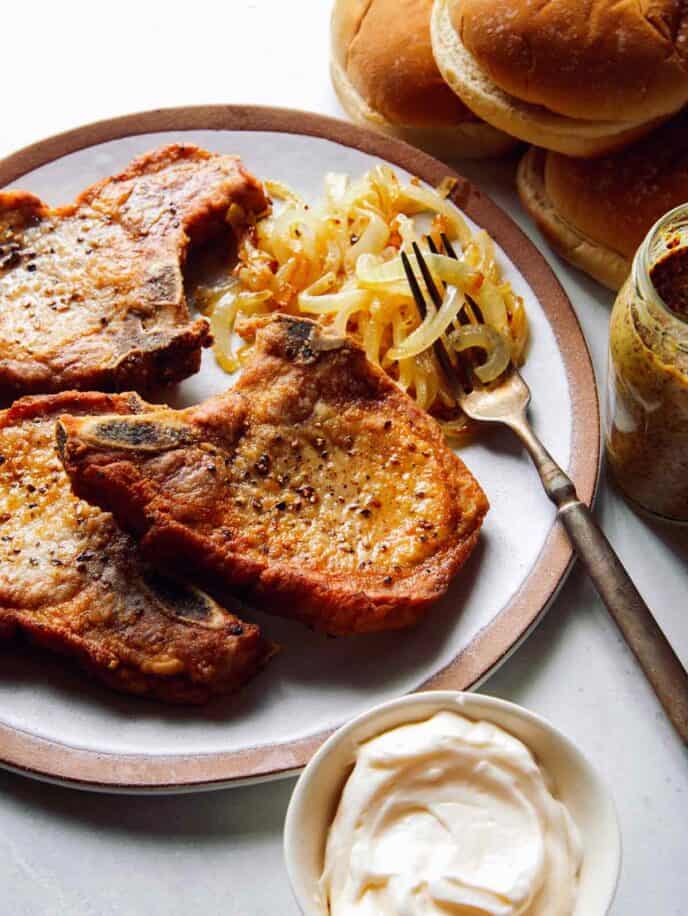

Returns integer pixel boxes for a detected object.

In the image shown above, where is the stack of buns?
[330,0,688,288]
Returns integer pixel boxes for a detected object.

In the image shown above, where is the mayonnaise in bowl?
[319,711,582,915]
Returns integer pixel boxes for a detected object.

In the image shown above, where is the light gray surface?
[0,2,686,914]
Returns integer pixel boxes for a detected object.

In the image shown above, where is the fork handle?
[511,415,688,745]
[558,501,688,744]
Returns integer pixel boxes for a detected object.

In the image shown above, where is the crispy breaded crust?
[0,145,267,403]
[0,391,271,704]
[59,316,488,636]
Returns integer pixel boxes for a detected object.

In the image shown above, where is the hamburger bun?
[517,115,688,289]
[331,0,516,158]
[431,0,688,157]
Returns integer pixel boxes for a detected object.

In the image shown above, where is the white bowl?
[284,690,621,915]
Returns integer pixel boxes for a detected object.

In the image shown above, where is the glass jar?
[606,204,688,523]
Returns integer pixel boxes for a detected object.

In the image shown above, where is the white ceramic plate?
[0,107,599,791]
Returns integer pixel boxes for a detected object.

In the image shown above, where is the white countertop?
[1,2,686,914]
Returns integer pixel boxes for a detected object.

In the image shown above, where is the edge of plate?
[0,104,600,793]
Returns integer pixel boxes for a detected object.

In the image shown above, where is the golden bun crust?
[455,0,688,123]
[333,0,473,126]
[545,118,688,259]
[517,119,688,289]
[431,0,667,157]
[330,56,516,158]
[517,148,629,290]
[331,0,516,157]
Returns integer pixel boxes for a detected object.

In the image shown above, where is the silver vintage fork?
[403,239,688,744]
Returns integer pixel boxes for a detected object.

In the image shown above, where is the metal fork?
[403,239,688,744]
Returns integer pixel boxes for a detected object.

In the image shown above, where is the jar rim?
[634,203,688,327]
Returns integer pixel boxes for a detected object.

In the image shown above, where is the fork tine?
[420,234,476,391]
[425,236,450,300]
[400,250,427,320]
[425,234,469,335]
[440,232,458,260]
[405,246,469,395]
[412,242,443,310]
[435,232,484,326]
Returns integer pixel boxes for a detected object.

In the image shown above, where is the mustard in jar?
[606,204,688,522]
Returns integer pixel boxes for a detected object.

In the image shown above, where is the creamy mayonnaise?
[320,711,582,916]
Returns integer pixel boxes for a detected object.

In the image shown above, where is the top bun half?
[331,0,516,157]
[546,116,688,259]
[431,0,688,156]
[517,113,688,289]
[454,0,688,123]
[333,0,475,126]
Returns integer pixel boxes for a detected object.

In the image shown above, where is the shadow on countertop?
[0,764,296,842]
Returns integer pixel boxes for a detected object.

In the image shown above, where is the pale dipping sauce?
[320,711,582,916]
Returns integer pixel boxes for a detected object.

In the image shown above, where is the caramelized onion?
[207,165,527,433]
[448,325,511,383]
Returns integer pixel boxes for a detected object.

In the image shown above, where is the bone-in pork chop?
[0,392,271,704]
[0,145,267,403]
[58,316,489,636]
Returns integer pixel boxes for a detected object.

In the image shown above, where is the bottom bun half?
[517,148,630,291]
[331,56,517,160]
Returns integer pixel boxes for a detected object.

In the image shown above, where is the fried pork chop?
[0,392,271,704]
[58,316,489,636]
[0,145,267,403]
